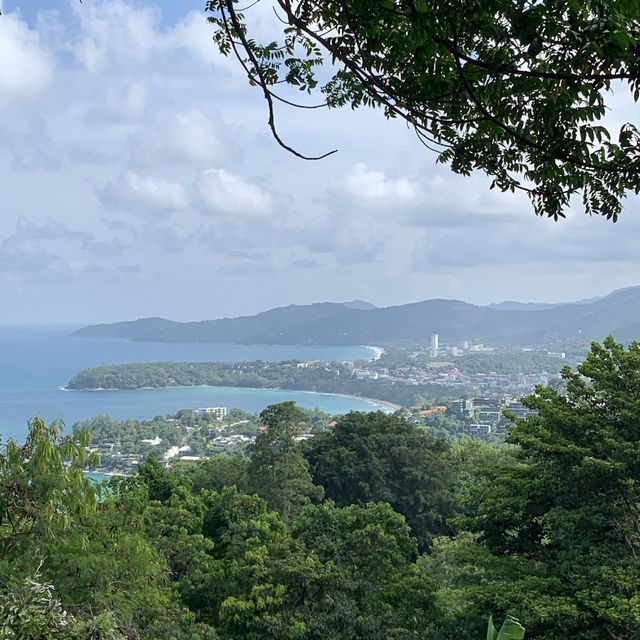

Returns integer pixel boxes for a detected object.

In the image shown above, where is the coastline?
[365,345,385,361]
[311,390,400,413]
[66,383,401,413]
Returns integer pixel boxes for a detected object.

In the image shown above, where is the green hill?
[73,287,640,347]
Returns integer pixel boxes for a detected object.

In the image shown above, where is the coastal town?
[68,331,573,474]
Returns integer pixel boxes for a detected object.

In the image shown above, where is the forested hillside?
[3,339,640,639]
[74,287,640,346]
[66,360,458,407]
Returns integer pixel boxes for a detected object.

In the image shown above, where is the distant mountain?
[73,317,180,340]
[73,287,640,347]
[488,286,640,312]
[341,300,378,311]
[488,301,561,311]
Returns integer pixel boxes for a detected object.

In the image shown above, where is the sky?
[1,0,639,323]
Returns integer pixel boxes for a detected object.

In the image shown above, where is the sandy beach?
[365,345,386,361]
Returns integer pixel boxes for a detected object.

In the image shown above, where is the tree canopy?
[304,411,454,547]
[6,341,640,638]
[207,0,640,220]
[444,337,640,639]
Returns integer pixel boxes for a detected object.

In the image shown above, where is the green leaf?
[497,616,526,639]
[487,615,498,640]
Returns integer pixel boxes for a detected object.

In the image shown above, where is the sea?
[0,325,384,442]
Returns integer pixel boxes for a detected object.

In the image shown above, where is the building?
[467,423,492,438]
[429,333,439,358]
[196,406,227,420]
[420,405,448,417]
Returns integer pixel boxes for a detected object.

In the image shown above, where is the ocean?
[0,325,383,442]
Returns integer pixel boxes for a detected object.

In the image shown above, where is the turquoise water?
[85,471,117,482]
[0,326,380,442]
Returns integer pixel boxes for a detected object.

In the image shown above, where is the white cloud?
[98,172,190,214]
[70,3,229,73]
[342,162,424,206]
[71,0,162,72]
[168,10,219,66]
[0,0,638,322]
[128,109,231,167]
[86,80,148,123]
[0,13,52,101]
[197,168,273,215]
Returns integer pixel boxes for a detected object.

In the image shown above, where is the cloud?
[0,13,52,102]
[340,162,424,207]
[70,3,228,73]
[2,0,640,322]
[411,210,640,271]
[84,80,148,124]
[127,109,235,167]
[292,258,321,268]
[218,261,275,276]
[196,168,273,216]
[0,239,57,272]
[12,216,91,242]
[0,217,92,273]
[3,117,60,171]
[118,264,141,274]
[97,171,190,215]
[143,225,192,253]
[83,238,126,257]
[289,215,386,265]
[71,0,163,72]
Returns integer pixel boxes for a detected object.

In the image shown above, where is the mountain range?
[73,287,640,347]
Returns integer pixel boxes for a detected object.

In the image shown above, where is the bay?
[0,325,382,442]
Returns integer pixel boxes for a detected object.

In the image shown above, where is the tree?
[454,337,640,639]
[0,419,214,640]
[248,402,323,519]
[290,500,438,639]
[208,0,640,220]
[303,411,454,548]
[0,572,125,640]
[184,454,250,494]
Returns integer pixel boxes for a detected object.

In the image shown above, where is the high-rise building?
[429,333,439,357]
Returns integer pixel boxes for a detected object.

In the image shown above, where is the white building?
[429,333,439,358]
[196,407,227,420]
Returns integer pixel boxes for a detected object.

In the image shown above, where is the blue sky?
[1,0,639,323]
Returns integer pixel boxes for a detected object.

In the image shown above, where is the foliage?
[66,359,454,407]
[487,615,526,640]
[0,418,100,562]
[304,411,454,547]
[0,572,125,640]
[452,337,640,638]
[5,347,640,639]
[0,419,215,639]
[248,402,323,518]
[208,0,640,220]
[453,352,566,376]
[182,454,250,493]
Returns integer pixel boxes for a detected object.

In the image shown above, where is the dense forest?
[2,339,640,638]
[452,352,567,375]
[66,361,459,407]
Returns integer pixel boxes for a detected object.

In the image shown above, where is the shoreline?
[313,391,400,413]
[65,382,401,413]
[364,345,385,361]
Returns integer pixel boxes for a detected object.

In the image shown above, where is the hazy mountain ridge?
[73,287,640,346]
